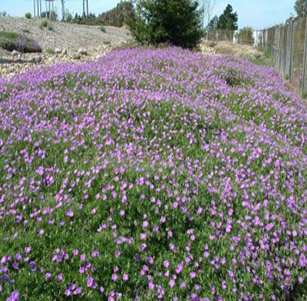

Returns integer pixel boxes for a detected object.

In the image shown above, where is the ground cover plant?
[0,47,306,300]
[0,31,42,53]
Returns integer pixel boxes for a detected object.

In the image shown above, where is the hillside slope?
[0,47,306,300]
[0,16,130,52]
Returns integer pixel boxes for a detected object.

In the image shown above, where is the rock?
[32,55,42,64]
[55,48,62,54]
[11,50,21,56]
[72,53,81,60]
[48,56,57,63]
[62,48,67,55]
[78,48,87,55]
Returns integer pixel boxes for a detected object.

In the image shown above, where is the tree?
[295,0,307,17]
[217,4,238,30]
[99,1,135,27]
[207,15,218,32]
[128,0,204,49]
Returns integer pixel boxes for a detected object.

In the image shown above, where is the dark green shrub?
[25,12,31,19]
[39,20,48,30]
[128,0,203,49]
[100,25,106,32]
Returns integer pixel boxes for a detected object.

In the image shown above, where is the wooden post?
[289,19,295,81]
[302,17,307,95]
[87,0,89,17]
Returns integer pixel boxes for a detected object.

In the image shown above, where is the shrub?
[236,27,254,45]
[25,12,32,19]
[100,25,106,33]
[47,24,54,31]
[46,48,55,55]
[39,20,48,30]
[0,31,42,53]
[128,0,203,49]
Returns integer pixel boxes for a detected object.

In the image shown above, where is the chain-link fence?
[205,17,307,96]
[205,29,262,47]
[261,17,307,96]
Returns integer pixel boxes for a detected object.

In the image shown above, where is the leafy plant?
[25,12,32,19]
[46,48,55,55]
[39,20,48,30]
[128,0,203,49]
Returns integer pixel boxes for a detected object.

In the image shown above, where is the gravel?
[0,16,132,78]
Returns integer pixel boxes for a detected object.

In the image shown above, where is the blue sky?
[0,0,296,29]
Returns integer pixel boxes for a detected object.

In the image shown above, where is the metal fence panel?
[205,17,307,96]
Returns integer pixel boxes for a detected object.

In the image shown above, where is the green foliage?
[217,4,238,30]
[72,12,102,25]
[25,12,32,19]
[0,31,42,53]
[47,24,54,31]
[39,20,48,30]
[46,48,55,55]
[295,0,307,17]
[64,9,73,22]
[0,32,19,40]
[100,25,106,33]
[99,1,135,27]
[253,47,274,67]
[236,27,254,45]
[207,15,218,32]
[128,0,203,49]
[41,11,58,21]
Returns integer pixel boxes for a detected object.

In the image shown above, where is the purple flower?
[122,273,129,281]
[6,291,19,301]
[45,273,52,281]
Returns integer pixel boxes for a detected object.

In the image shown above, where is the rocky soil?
[200,40,262,61]
[0,16,131,78]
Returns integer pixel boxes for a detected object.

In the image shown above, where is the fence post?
[302,17,307,96]
[288,19,294,81]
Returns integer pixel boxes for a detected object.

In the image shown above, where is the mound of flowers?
[0,31,42,53]
[0,47,306,300]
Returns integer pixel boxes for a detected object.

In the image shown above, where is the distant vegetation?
[128,0,203,49]
[295,0,307,17]
[0,31,42,53]
[41,11,58,21]
[236,27,254,45]
[71,1,134,27]
[39,20,48,30]
[207,4,238,31]
[99,1,134,27]
[25,12,32,19]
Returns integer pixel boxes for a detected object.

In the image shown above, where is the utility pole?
[62,0,65,21]
[86,0,89,18]
[34,0,36,17]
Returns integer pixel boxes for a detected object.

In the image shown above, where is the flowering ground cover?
[0,47,306,300]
